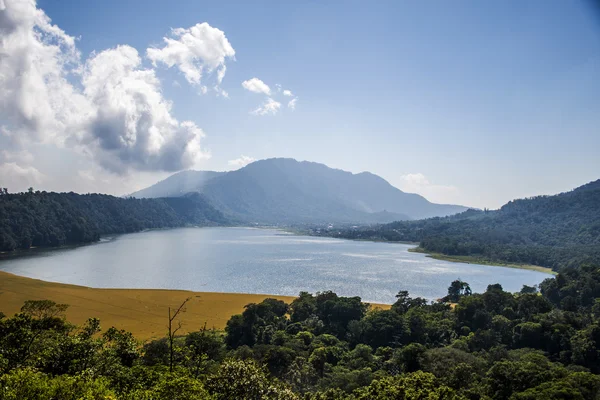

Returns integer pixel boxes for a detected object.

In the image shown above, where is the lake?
[0,227,551,304]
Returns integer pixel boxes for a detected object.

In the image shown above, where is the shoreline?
[408,247,556,275]
[0,271,390,340]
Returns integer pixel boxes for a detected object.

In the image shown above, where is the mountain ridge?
[130,158,468,224]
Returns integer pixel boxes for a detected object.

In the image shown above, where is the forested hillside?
[0,190,228,252]
[316,180,600,270]
[1,265,600,398]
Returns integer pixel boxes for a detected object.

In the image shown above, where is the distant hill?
[320,179,600,270]
[128,170,225,198]
[131,158,468,224]
[0,191,228,252]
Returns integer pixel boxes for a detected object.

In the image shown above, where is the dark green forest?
[313,179,600,270]
[0,190,228,252]
[1,265,600,399]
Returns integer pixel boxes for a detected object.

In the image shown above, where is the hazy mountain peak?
[128,170,225,198]
[132,158,468,223]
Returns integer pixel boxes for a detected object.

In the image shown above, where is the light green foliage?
[0,368,116,400]
[205,359,298,399]
[126,374,212,400]
[512,372,600,400]
[352,371,463,399]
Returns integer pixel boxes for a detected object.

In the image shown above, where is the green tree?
[206,359,298,399]
[352,371,462,399]
[444,280,472,303]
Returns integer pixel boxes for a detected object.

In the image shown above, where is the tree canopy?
[0,190,228,251]
[1,265,600,399]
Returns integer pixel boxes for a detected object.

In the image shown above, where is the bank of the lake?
[407,247,557,275]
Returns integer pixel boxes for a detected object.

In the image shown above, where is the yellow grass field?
[0,271,390,341]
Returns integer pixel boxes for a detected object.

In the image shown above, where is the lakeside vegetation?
[311,179,600,271]
[1,265,599,399]
[0,190,229,252]
[407,247,556,275]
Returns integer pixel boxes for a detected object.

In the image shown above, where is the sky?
[0,0,599,209]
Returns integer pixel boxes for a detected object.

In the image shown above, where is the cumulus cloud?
[81,45,210,173]
[251,98,281,116]
[242,79,296,114]
[242,77,271,95]
[147,22,235,89]
[0,0,91,144]
[396,173,460,204]
[228,155,256,169]
[0,0,214,177]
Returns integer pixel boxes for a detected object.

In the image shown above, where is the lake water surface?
[0,227,551,304]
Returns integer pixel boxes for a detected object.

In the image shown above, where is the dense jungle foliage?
[1,265,600,399]
[314,180,600,270]
[0,190,228,252]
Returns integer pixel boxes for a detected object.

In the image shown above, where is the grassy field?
[0,271,390,341]
[408,247,556,275]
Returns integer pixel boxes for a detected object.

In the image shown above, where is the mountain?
[0,191,228,252]
[131,158,468,224]
[321,179,600,270]
[128,170,225,199]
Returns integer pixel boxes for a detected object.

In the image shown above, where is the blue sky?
[1,0,599,208]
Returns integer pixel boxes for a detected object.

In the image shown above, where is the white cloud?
[81,45,211,173]
[0,0,213,177]
[242,77,271,95]
[0,127,40,191]
[147,22,235,88]
[251,98,281,116]
[0,162,44,191]
[0,0,91,144]
[396,173,460,204]
[214,86,229,98]
[243,80,296,114]
[400,173,430,186]
[287,98,298,110]
[228,155,256,169]
[216,64,226,84]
